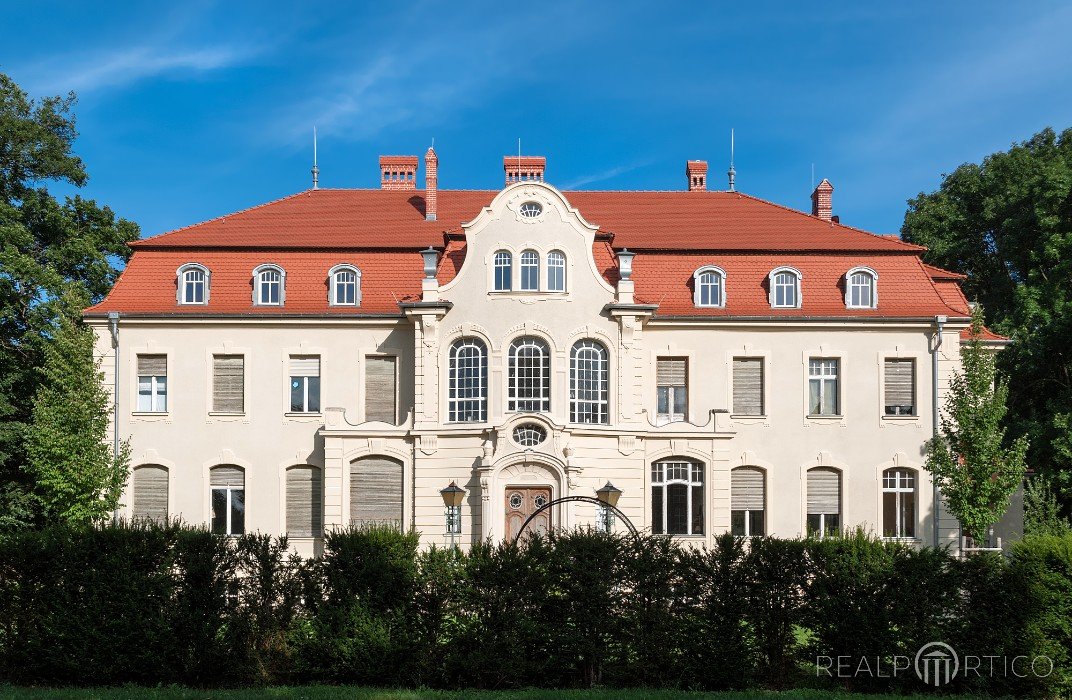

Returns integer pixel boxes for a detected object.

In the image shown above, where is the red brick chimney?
[504,156,545,186]
[424,147,438,221]
[380,155,418,190]
[811,179,834,221]
[686,160,708,191]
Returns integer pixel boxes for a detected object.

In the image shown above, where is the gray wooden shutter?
[365,356,397,424]
[350,456,402,525]
[732,358,764,415]
[289,356,320,377]
[731,468,764,511]
[132,465,168,522]
[210,466,244,488]
[807,468,840,515]
[137,355,166,376]
[286,466,322,537]
[213,355,244,413]
[884,359,915,413]
[656,358,687,386]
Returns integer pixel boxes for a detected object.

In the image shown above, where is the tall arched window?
[769,267,801,308]
[508,336,550,412]
[329,264,361,306]
[253,265,285,306]
[882,468,916,538]
[547,250,566,292]
[651,459,704,535]
[520,250,540,291]
[209,465,245,535]
[846,267,877,309]
[693,266,725,307]
[286,465,323,538]
[132,464,168,522]
[493,250,512,291]
[570,339,608,424]
[807,467,841,538]
[177,263,209,305]
[448,338,488,422]
[350,456,403,526]
[731,467,765,537]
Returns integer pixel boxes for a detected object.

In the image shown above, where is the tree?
[926,309,1029,543]
[23,291,129,523]
[902,127,1072,510]
[0,72,138,526]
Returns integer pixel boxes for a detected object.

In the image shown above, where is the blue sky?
[4,1,1071,238]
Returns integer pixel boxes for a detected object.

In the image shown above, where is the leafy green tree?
[926,310,1029,543]
[1024,475,1072,536]
[23,291,129,523]
[902,127,1072,508]
[0,72,138,526]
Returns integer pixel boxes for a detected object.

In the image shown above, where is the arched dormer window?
[328,264,362,306]
[520,250,540,291]
[547,250,566,292]
[176,263,210,305]
[768,267,802,309]
[253,264,285,306]
[493,250,512,291]
[845,266,877,309]
[693,266,726,307]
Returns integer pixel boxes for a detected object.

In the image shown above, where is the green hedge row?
[0,524,1069,696]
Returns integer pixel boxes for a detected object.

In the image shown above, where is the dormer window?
[769,267,801,309]
[177,263,209,305]
[845,267,877,309]
[547,250,566,292]
[329,264,362,306]
[520,250,539,291]
[493,250,512,291]
[693,266,726,307]
[253,265,285,306]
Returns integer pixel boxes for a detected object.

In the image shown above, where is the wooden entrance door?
[505,486,552,543]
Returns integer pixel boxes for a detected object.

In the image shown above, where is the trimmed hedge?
[0,523,1069,696]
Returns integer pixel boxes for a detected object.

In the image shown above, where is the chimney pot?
[686,160,708,191]
[504,156,546,186]
[380,155,418,190]
[424,147,438,221]
[811,179,834,221]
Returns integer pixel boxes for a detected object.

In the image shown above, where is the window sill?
[730,413,767,420]
[881,414,919,421]
[806,414,843,420]
[285,412,322,419]
[655,533,706,539]
[883,536,921,543]
[209,411,246,417]
[132,411,169,417]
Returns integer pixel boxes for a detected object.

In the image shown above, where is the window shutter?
[884,359,915,413]
[656,358,687,386]
[210,466,244,488]
[732,358,764,415]
[132,465,168,522]
[137,355,166,377]
[350,457,403,525]
[807,468,840,515]
[365,356,397,424]
[731,468,764,511]
[286,466,322,538]
[289,356,320,377]
[213,355,244,413]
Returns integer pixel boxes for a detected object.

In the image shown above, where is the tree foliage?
[926,309,1028,542]
[0,72,138,526]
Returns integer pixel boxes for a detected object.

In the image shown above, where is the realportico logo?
[816,641,1054,687]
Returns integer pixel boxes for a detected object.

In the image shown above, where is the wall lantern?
[616,249,635,280]
[440,481,465,543]
[595,481,622,533]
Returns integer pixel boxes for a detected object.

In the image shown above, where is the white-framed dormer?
[486,244,571,296]
[768,266,802,309]
[252,264,286,306]
[845,266,878,309]
[176,263,210,305]
[692,265,726,307]
[328,264,362,306]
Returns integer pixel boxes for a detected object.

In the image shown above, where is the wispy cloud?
[561,161,651,189]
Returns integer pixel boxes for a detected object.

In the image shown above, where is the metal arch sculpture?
[511,495,639,546]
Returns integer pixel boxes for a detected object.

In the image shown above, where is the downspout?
[108,311,120,522]
[931,314,946,548]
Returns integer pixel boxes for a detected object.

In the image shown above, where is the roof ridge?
[131,189,315,246]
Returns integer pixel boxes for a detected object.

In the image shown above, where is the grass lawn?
[0,688,992,700]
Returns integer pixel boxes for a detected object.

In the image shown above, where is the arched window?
[448,338,488,422]
[493,250,512,291]
[807,467,841,538]
[769,267,801,308]
[693,266,726,307]
[329,264,361,306]
[508,336,550,412]
[570,339,608,424]
[651,459,704,535]
[209,465,245,535]
[253,265,285,306]
[520,250,540,291]
[547,250,566,292]
[845,267,877,309]
[731,467,765,537]
[132,464,168,523]
[177,263,209,305]
[882,468,916,538]
[286,465,323,538]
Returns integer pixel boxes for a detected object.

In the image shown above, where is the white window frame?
[253,264,286,306]
[845,266,878,309]
[651,460,704,536]
[493,250,512,292]
[520,249,540,291]
[882,468,917,539]
[447,337,488,422]
[808,357,840,416]
[328,264,362,306]
[806,467,842,539]
[692,265,726,307]
[730,467,766,538]
[547,250,567,292]
[507,336,551,412]
[569,339,609,424]
[137,375,167,413]
[211,484,244,536]
[768,266,802,309]
[176,263,210,305]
